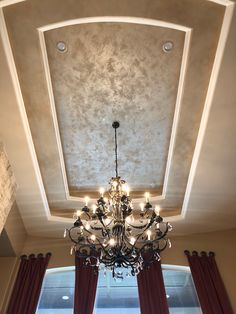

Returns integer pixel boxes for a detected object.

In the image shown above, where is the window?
[37,267,74,314]
[94,271,139,314]
[162,265,202,314]
[37,265,201,314]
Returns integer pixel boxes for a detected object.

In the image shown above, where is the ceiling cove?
[38,17,191,204]
[0,0,234,237]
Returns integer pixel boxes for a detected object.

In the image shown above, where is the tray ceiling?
[0,0,234,237]
[45,23,185,195]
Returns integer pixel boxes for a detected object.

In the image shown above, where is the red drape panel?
[137,260,169,314]
[74,256,98,314]
[185,250,233,314]
[7,252,51,314]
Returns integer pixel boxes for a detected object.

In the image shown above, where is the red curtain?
[185,250,233,314]
[7,253,51,314]
[137,260,169,314]
[74,256,98,314]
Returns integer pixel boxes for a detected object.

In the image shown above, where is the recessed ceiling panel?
[45,23,184,195]
[2,0,231,236]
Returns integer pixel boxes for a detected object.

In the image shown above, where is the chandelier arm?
[71,220,107,244]
[100,253,113,263]
[155,223,169,239]
[84,212,91,220]
[90,224,109,239]
[68,228,79,245]
[126,222,149,229]
[143,208,154,217]
[98,218,111,239]
[123,229,147,249]
[76,244,96,256]
[86,237,106,253]
[157,239,168,252]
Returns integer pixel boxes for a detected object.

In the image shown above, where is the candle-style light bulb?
[92,204,97,214]
[109,238,116,246]
[70,246,74,255]
[155,205,160,216]
[90,234,96,241]
[99,187,105,197]
[140,203,145,212]
[84,196,90,206]
[123,184,130,196]
[146,230,152,241]
[168,223,173,231]
[63,229,67,238]
[145,192,150,203]
[126,216,132,224]
[104,197,108,203]
[85,223,90,230]
[130,237,136,245]
[77,209,82,217]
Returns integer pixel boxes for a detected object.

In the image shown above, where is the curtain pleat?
[185,250,233,314]
[74,256,98,314]
[7,253,51,314]
[137,260,169,314]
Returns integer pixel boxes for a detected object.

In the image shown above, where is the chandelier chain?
[114,126,118,177]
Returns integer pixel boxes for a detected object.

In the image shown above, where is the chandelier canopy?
[65,121,172,278]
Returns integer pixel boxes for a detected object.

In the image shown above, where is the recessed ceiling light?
[62,295,69,300]
[57,41,67,53]
[163,41,174,53]
[166,294,170,299]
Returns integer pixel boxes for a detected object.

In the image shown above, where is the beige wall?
[16,228,236,312]
[1,228,236,312]
[0,257,17,313]
[4,203,27,256]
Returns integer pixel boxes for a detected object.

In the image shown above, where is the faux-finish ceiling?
[45,23,184,194]
[1,0,234,238]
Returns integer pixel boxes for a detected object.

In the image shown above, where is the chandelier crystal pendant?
[64,121,172,278]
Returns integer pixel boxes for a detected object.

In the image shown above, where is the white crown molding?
[38,16,191,33]
[38,16,192,205]
[0,8,51,221]
[0,0,234,226]
[207,0,234,5]
[0,0,25,8]
[0,0,231,9]
[162,28,191,200]
[180,2,235,220]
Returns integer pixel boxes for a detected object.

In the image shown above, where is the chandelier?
[64,121,172,278]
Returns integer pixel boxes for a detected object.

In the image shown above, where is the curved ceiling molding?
[38,17,191,205]
[0,0,234,236]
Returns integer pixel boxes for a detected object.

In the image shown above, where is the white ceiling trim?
[207,0,234,6]
[0,2,234,228]
[178,2,235,221]
[38,16,191,33]
[0,0,25,8]
[0,8,51,221]
[38,17,192,205]
[0,0,232,9]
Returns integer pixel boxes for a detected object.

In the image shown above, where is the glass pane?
[94,270,140,314]
[163,268,202,314]
[37,267,75,314]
